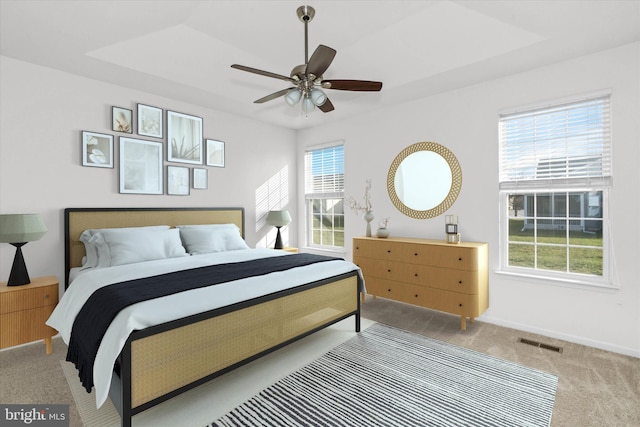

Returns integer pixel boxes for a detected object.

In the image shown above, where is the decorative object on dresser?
[347,179,374,236]
[376,217,390,238]
[445,214,461,244]
[353,236,488,330]
[387,142,462,219]
[266,210,292,249]
[0,275,58,354]
[0,214,48,286]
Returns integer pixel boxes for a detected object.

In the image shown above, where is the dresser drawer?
[361,277,405,301]
[0,285,58,314]
[354,257,479,294]
[398,284,477,317]
[353,238,479,270]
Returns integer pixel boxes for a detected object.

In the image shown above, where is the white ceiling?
[1,0,639,130]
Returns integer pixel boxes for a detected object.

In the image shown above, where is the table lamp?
[0,214,48,286]
[266,210,291,250]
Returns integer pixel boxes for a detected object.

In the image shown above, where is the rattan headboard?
[64,207,245,288]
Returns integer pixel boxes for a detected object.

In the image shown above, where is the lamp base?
[274,227,284,250]
[7,242,30,286]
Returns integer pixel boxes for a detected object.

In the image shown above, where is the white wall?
[297,42,640,357]
[0,57,298,291]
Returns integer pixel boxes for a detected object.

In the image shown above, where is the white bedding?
[47,249,361,409]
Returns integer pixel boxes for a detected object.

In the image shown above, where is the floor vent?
[518,337,563,353]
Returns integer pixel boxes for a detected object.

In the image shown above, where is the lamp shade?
[266,210,291,227]
[310,89,327,106]
[0,214,47,243]
[284,89,302,106]
[302,96,316,114]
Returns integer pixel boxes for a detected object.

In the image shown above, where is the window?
[498,94,611,285]
[304,144,345,249]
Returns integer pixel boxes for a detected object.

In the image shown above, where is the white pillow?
[179,227,249,255]
[99,228,187,267]
[79,225,170,268]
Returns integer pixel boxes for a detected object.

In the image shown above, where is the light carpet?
[211,323,558,427]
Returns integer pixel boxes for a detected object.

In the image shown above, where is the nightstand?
[279,247,298,253]
[0,275,59,354]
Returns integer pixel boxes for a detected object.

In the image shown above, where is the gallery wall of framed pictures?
[81,103,225,195]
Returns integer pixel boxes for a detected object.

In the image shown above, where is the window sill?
[301,246,346,256]
[495,269,619,292]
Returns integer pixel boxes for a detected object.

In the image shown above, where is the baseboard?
[480,315,639,358]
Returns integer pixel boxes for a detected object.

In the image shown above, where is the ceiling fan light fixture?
[302,96,316,114]
[284,88,302,106]
[310,88,327,106]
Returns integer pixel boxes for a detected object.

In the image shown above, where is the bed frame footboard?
[117,272,361,426]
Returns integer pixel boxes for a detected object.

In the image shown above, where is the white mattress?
[47,249,361,408]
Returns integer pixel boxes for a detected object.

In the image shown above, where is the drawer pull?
[387,288,391,292]
[458,257,463,261]
[387,269,392,273]
[459,303,463,307]
[387,250,391,253]
[414,294,419,298]
[458,280,463,284]
[44,294,49,299]
[414,273,419,277]
[414,253,418,256]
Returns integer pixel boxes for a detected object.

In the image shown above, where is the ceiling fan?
[231,5,383,115]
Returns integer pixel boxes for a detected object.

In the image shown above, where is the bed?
[49,207,361,427]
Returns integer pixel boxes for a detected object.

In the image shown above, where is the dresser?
[353,237,488,330]
[0,275,58,354]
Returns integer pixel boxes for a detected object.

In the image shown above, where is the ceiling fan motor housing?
[297,5,315,23]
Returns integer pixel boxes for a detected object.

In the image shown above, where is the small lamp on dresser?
[0,213,48,286]
[266,210,291,250]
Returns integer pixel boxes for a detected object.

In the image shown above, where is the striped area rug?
[211,323,557,427]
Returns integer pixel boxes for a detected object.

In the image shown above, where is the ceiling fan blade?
[318,98,334,113]
[323,80,383,91]
[254,88,293,104]
[231,64,293,82]
[306,45,336,77]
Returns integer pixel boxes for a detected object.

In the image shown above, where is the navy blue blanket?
[67,253,343,392]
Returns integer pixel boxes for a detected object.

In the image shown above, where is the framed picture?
[137,104,163,138]
[193,168,208,189]
[81,131,113,168]
[112,106,133,133]
[167,110,203,164]
[167,166,190,195]
[206,139,225,167]
[119,137,163,195]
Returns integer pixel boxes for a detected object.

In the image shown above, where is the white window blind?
[499,95,611,184]
[304,145,344,196]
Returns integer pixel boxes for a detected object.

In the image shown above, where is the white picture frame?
[81,131,113,168]
[167,110,203,164]
[119,137,163,194]
[167,165,190,195]
[206,139,225,168]
[112,106,133,133]
[137,104,163,138]
[193,168,208,189]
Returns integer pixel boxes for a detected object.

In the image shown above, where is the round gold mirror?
[387,142,462,219]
